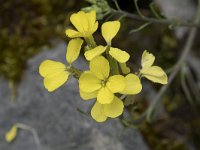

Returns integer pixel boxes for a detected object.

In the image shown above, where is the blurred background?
[0,0,200,150]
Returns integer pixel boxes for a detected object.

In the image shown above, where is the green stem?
[112,0,122,11]
[68,66,83,79]
[149,2,163,19]
[134,0,145,18]
[112,58,119,75]
[84,35,96,49]
[106,47,119,75]
[111,9,200,28]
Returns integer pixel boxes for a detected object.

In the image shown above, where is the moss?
[137,87,200,150]
[0,0,87,85]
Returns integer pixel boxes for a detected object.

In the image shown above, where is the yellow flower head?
[65,11,98,38]
[39,38,83,92]
[89,73,143,123]
[79,56,126,104]
[140,50,168,84]
[84,21,130,63]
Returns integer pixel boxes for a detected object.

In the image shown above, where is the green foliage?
[82,0,111,20]
[0,0,85,85]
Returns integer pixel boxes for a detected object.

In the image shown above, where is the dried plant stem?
[146,0,200,122]
[16,123,42,150]
[112,10,200,28]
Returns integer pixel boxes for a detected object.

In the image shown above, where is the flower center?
[101,79,108,87]
[101,79,107,87]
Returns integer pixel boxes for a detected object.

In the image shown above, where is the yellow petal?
[103,96,124,118]
[91,102,107,122]
[92,22,98,33]
[65,29,83,38]
[90,56,110,80]
[5,125,18,143]
[69,11,97,37]
[80,90,98,100]
[97,87,114,104]
[66,38,83,64]
[79,71,102,92]
[106,75,125,93]
[70,11,88,33]
[120,74,142,95]
[86,11,98,33]
[119,63,131,74]
[39,60,66,77]
[140,66,168,84]
[39,60,69,92]
[44,70,70,92]
[141,50,155,68]
[109,47,130,63]
[102,21,120,45]
[84,46,107,61]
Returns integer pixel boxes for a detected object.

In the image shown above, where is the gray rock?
[0,43,149,150]
[154,0,196,38]
[155,0,196,21]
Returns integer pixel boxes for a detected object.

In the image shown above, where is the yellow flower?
[65,11,98,38]
[89,73,142,122]
[140,50,168,84]
[39,38,83,92]
[91,96,124,122]
[5,125,18,143]
[79,56,126,104]
[84,21,130,63]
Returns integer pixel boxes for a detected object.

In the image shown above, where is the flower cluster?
[39,11,168,122]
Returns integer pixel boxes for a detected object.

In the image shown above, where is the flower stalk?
[84,35,97,49]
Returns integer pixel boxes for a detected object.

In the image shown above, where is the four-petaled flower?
[79,56,143,122]
[65,11,98,38]
[90,71,143,122]
[84,21,130,63]
[39,38,83,91]
[79,56,124,122]
[140,50,168,84]
[79,56,126,104]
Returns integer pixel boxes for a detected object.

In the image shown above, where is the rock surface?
[0,43,149,150]
[154,0,196,38]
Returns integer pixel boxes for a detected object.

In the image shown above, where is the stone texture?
[154,0,196,38]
